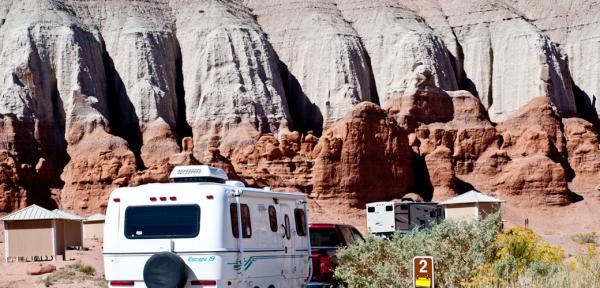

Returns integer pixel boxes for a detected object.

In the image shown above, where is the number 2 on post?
[419,259,428,273]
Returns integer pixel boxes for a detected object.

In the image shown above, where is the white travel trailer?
[366,200,444,237]
[103,165,311,288]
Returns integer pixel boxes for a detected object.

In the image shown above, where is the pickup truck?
[308,223,364,287]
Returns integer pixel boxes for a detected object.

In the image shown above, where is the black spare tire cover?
[143,252,187,288]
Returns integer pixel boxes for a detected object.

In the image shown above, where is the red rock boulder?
[26,263,56,275]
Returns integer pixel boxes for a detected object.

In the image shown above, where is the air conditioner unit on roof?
[169,165,228,183]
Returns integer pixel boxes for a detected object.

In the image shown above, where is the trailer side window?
[284,215,291,240]
[268,206,278,232]
[386,205,393,212]
[367,207,375,213]
[230,204,252,238]
[294,209,306,236]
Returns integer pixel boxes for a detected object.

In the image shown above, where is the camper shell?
[103,166,311,288]
[366,200,444,237]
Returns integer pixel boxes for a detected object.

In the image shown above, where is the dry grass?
[39,261,104,287]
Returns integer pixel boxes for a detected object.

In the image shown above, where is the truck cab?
[308,224,363,287]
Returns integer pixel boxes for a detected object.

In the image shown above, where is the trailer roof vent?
[170,165,228,183]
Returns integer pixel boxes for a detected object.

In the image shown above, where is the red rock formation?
[230,132,315,192]
[492,97,571,206]
[563,118,600,176]
[0,150,27,212]
[311,102,414,205]
[425,146,456,201]
[563,118,600,198]
[387,67,572,206]
[386,67,498,199]
[491,156,570,205]
[384,65,454,130]
[60,127,137,212]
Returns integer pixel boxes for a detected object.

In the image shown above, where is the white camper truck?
[103,165,311,288]
[366,200,444,237]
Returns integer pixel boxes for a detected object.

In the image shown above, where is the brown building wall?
[6,220,54,259]
[444,204,477,221]
[83,221,104,240]
[61,220,83,247]
[478,202,501,218]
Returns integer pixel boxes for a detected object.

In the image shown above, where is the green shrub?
[334,214,501,287]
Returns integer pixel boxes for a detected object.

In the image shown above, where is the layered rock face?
[0,0,599,218]
[0,0,112,211]
[406,0,578,122]
[67,0,182,184]
[247,0,373,133]
[171,0,291,157]
[504,0,600,117]
[335,0,457,104]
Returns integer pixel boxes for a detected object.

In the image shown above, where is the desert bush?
[516,243,600,288]
[334,214,584,288]
[70,262,96,276]
[567,243,600,284]
[492,226,564,280]
[39,261,97,287]
[472,226,565,287]
[571,232,597,245]
[334,214,501,287]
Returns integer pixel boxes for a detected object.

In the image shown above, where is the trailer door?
[280,203,293,278]
[394,203,410,231]
[292,207,308,278]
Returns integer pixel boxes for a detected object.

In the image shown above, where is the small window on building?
[386,205,393,212]
[230,204,252,238]
[367,207,375,213]
[268,205,278,232]
[284,215,291,240]
[430,211,436,218]
[294,209,307,236]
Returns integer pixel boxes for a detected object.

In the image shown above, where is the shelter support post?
[3,222,8,263]
[51,220,57,261]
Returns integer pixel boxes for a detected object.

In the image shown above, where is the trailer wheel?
[143,252,187,288]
